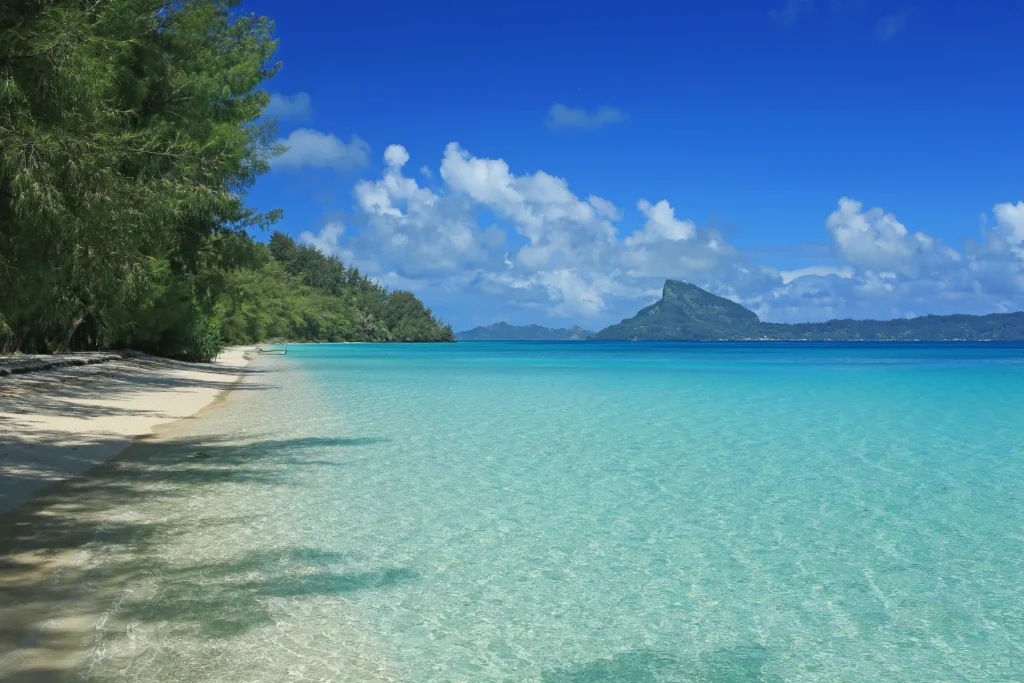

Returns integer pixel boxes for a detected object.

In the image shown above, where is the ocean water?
[15,342,1024,681]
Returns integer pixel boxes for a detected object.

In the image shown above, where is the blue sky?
[245,0,1024,330]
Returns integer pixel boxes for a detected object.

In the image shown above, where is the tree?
[1,2,452,356]
[0,0,279,356]
[219,233,454,345]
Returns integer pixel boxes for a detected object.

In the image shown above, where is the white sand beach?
[0,347,255,516]
[0,346,282,682]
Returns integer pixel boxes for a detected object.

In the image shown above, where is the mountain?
[591,281,760,340]
[456,322,595,341]
[591,280,1024,341]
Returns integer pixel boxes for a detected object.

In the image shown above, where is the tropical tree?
[0,0,279,357]
[1,1,453,356]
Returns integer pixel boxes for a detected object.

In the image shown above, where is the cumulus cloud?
[825,197,959,277]
[994,201,1024,245]
[299,222,345,255]
[273,130,370,171]
[303,145,503,278]
[537,270,605,315]
[546,104,626,130]
[588,195,622,221]
[617,198,745,291]
[266,92,312,121]
[440,142,617,270]
[627,200,696,245]
[478,269,652,318]
[292,140,1024,324]
[761,198,1024,321]
[383,144,410,169]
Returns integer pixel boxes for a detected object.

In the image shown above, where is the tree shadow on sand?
[0,431,405,682]
[0,357,270,421]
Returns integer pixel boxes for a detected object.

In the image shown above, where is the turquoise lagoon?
[41,343,1024,680]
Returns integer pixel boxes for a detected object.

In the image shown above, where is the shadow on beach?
[0,430,405,683]
[0,354,274,513]
[0,357,269,422]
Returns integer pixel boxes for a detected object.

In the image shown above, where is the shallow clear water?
[34,343,1024,680]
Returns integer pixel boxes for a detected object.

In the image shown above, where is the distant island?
[591,280,1024,341]
[456,322,595,341]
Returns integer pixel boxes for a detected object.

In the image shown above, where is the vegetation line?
[1,0,452,362]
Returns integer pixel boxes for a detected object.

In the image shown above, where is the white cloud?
[535,270,608,316]
[383,144,410,169]
[419,165,432,179]
[299,222,345,255]
[290,140,1024,325]
[273,129,369,171]
[311,142,768,318]
[962,203,1024,297]
[779,265,855,284]
[994,201,1024,245]
[588,195,622,221]
[616,199,748,295]
[303,146,506,278]
[627,200,696,245]
[758,199,1024,321]
[546,104,626,130]
[478,270,650,318]
[440,143,617,271]
[537,270,656,317]
[266,92,312,120]
[825,197,959,277]
[355,144,437,218]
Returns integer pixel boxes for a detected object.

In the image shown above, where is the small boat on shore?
[256,348,287,355]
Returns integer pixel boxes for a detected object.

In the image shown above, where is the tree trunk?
[57,317,85,354]
[13,330,28,354]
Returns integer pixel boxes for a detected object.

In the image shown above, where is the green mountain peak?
[592,280,1024,341]
[591,281,759,340]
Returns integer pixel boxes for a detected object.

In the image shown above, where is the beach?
[0,347,255,516]
[0,347,271,682]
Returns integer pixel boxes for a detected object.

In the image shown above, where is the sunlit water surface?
[40,343,1024,681]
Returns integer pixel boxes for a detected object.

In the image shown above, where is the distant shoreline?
[454,338,1013,343]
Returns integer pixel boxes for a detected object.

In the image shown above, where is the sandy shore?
[0,347,256,516]
[0,346,282,682]
[1,346,393,682]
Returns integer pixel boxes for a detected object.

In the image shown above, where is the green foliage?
[217,234,453,344]
[0,1,450,357]
[183,313,224,363]
[1,0,278,353]
[593,280,1024,341]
